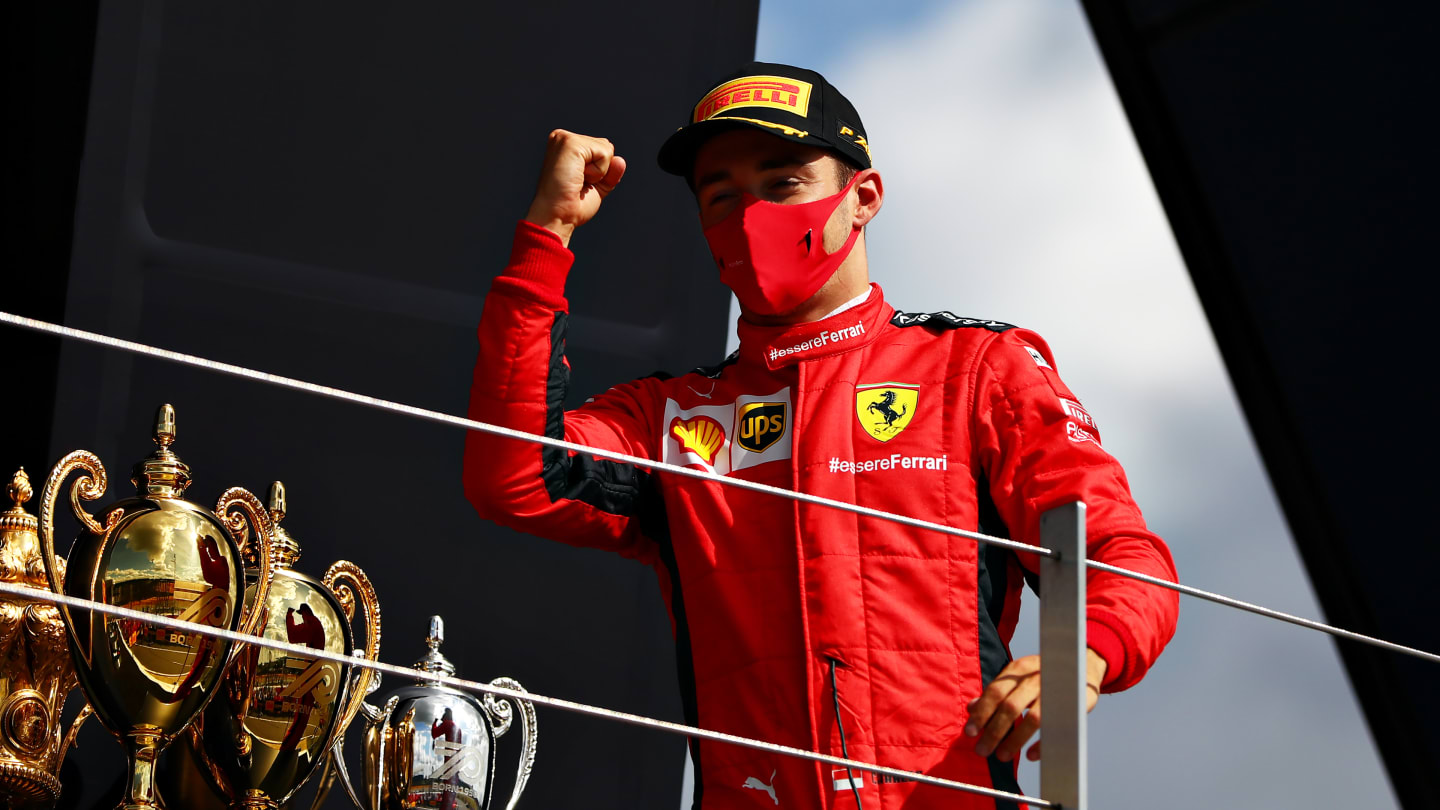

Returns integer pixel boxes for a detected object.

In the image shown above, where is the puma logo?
[742,770,778,805]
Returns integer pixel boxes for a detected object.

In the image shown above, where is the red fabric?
[704,174,862,315]
[500,220,572,308]
[464,224,1179,809]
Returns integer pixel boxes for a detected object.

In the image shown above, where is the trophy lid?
[413,615,457,682]
[131,404,193,498]
[0,468,37,535]
[266,481,301,569]
[0,469,47,586]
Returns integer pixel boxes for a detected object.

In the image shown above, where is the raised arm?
[463,131,665,563]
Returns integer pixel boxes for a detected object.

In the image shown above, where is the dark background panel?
[1081,1,1437,806]
[4,0,756,807]
[2,0,100,485]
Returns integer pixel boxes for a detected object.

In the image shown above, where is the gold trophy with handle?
[164,480,382,809]
[0,468,94,808]
[37,404,276,809]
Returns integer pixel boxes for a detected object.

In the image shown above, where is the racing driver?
[463,62,1179,809]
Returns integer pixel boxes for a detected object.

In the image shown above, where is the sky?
[706,0,1399,807]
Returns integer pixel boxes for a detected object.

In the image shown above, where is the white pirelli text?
[827,454,948,474]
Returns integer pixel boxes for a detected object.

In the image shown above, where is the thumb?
[594,154,627,196]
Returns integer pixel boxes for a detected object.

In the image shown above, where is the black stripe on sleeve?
[540,311,653,515]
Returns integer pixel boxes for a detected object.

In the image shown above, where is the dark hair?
[833,155,861,189]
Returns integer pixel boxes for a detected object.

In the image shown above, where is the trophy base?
[234,789,280,810]
[0,759,62,807]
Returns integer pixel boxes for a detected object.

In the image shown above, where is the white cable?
[0,311,1046,559]
[0,580,1051,808]
[4,309,1438,668]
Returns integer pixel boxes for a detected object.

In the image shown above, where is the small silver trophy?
[340,616,536,810]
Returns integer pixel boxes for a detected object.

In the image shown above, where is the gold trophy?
[166,480,382,809]
[0,469,93,807]
[36,404,276,810]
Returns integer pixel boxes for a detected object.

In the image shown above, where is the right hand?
[524,129,627,248]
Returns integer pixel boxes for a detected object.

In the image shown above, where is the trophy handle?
[321,560,383,742]
[214,487,276,643]
[327,692,396,810]
[36,451,112,651]
[484,678,538,810]
[57,701,95,763]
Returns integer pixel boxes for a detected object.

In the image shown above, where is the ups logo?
[736,401,787,453]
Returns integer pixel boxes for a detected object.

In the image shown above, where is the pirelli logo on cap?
[693,76,814,123]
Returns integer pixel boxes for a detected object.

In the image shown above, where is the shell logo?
[669,415,726,464]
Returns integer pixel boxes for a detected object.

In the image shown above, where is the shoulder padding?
[890,311,1017,332]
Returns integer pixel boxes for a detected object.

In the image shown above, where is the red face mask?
[703,174,863,316]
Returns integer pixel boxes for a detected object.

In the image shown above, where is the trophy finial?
[414,615,456,681]
[153,403,177,449]
[132,403,192,498]
[268,481,287,523]
[263,481,300,569]
[6,468,31,508]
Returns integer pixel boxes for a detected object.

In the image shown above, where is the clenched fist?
[524,129,627,248]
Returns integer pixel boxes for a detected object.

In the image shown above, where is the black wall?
[1081,1,1438,806]
[5,1,756,807]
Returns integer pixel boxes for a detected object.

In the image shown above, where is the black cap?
[657,61,872,178]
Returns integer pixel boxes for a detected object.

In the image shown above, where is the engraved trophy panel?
[390,695,492,810]
[78,500,241,729]
[203,567,352,802]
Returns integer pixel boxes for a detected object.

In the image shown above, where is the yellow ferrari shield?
[855,383,919,442]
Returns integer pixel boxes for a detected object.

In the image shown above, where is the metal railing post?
[1039,501,1087,809]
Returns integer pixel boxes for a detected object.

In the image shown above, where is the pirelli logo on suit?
[662,388,793,475]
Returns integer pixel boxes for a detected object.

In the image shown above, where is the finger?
[595,154,627,195]
[993,701,1041,763]
[974,675,1040,758]
[966,675,1016,738]
[580,138,616,183]
[965,656,1040,738]
[1026,740,1042,762]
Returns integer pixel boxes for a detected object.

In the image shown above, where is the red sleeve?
[463,221,663,564]
[973,328,1179,692]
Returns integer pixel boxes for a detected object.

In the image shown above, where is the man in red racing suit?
[464,63,1178,809]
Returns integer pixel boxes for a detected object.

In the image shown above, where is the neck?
[740,235,870,327]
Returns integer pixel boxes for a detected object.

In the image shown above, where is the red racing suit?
[464,222,1179,809]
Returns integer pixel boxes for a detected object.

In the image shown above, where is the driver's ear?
[853,169,884,228]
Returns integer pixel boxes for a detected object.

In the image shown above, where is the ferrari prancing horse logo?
[856,383,919,442]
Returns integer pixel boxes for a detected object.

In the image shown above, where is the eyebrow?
[695,156,810,194]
